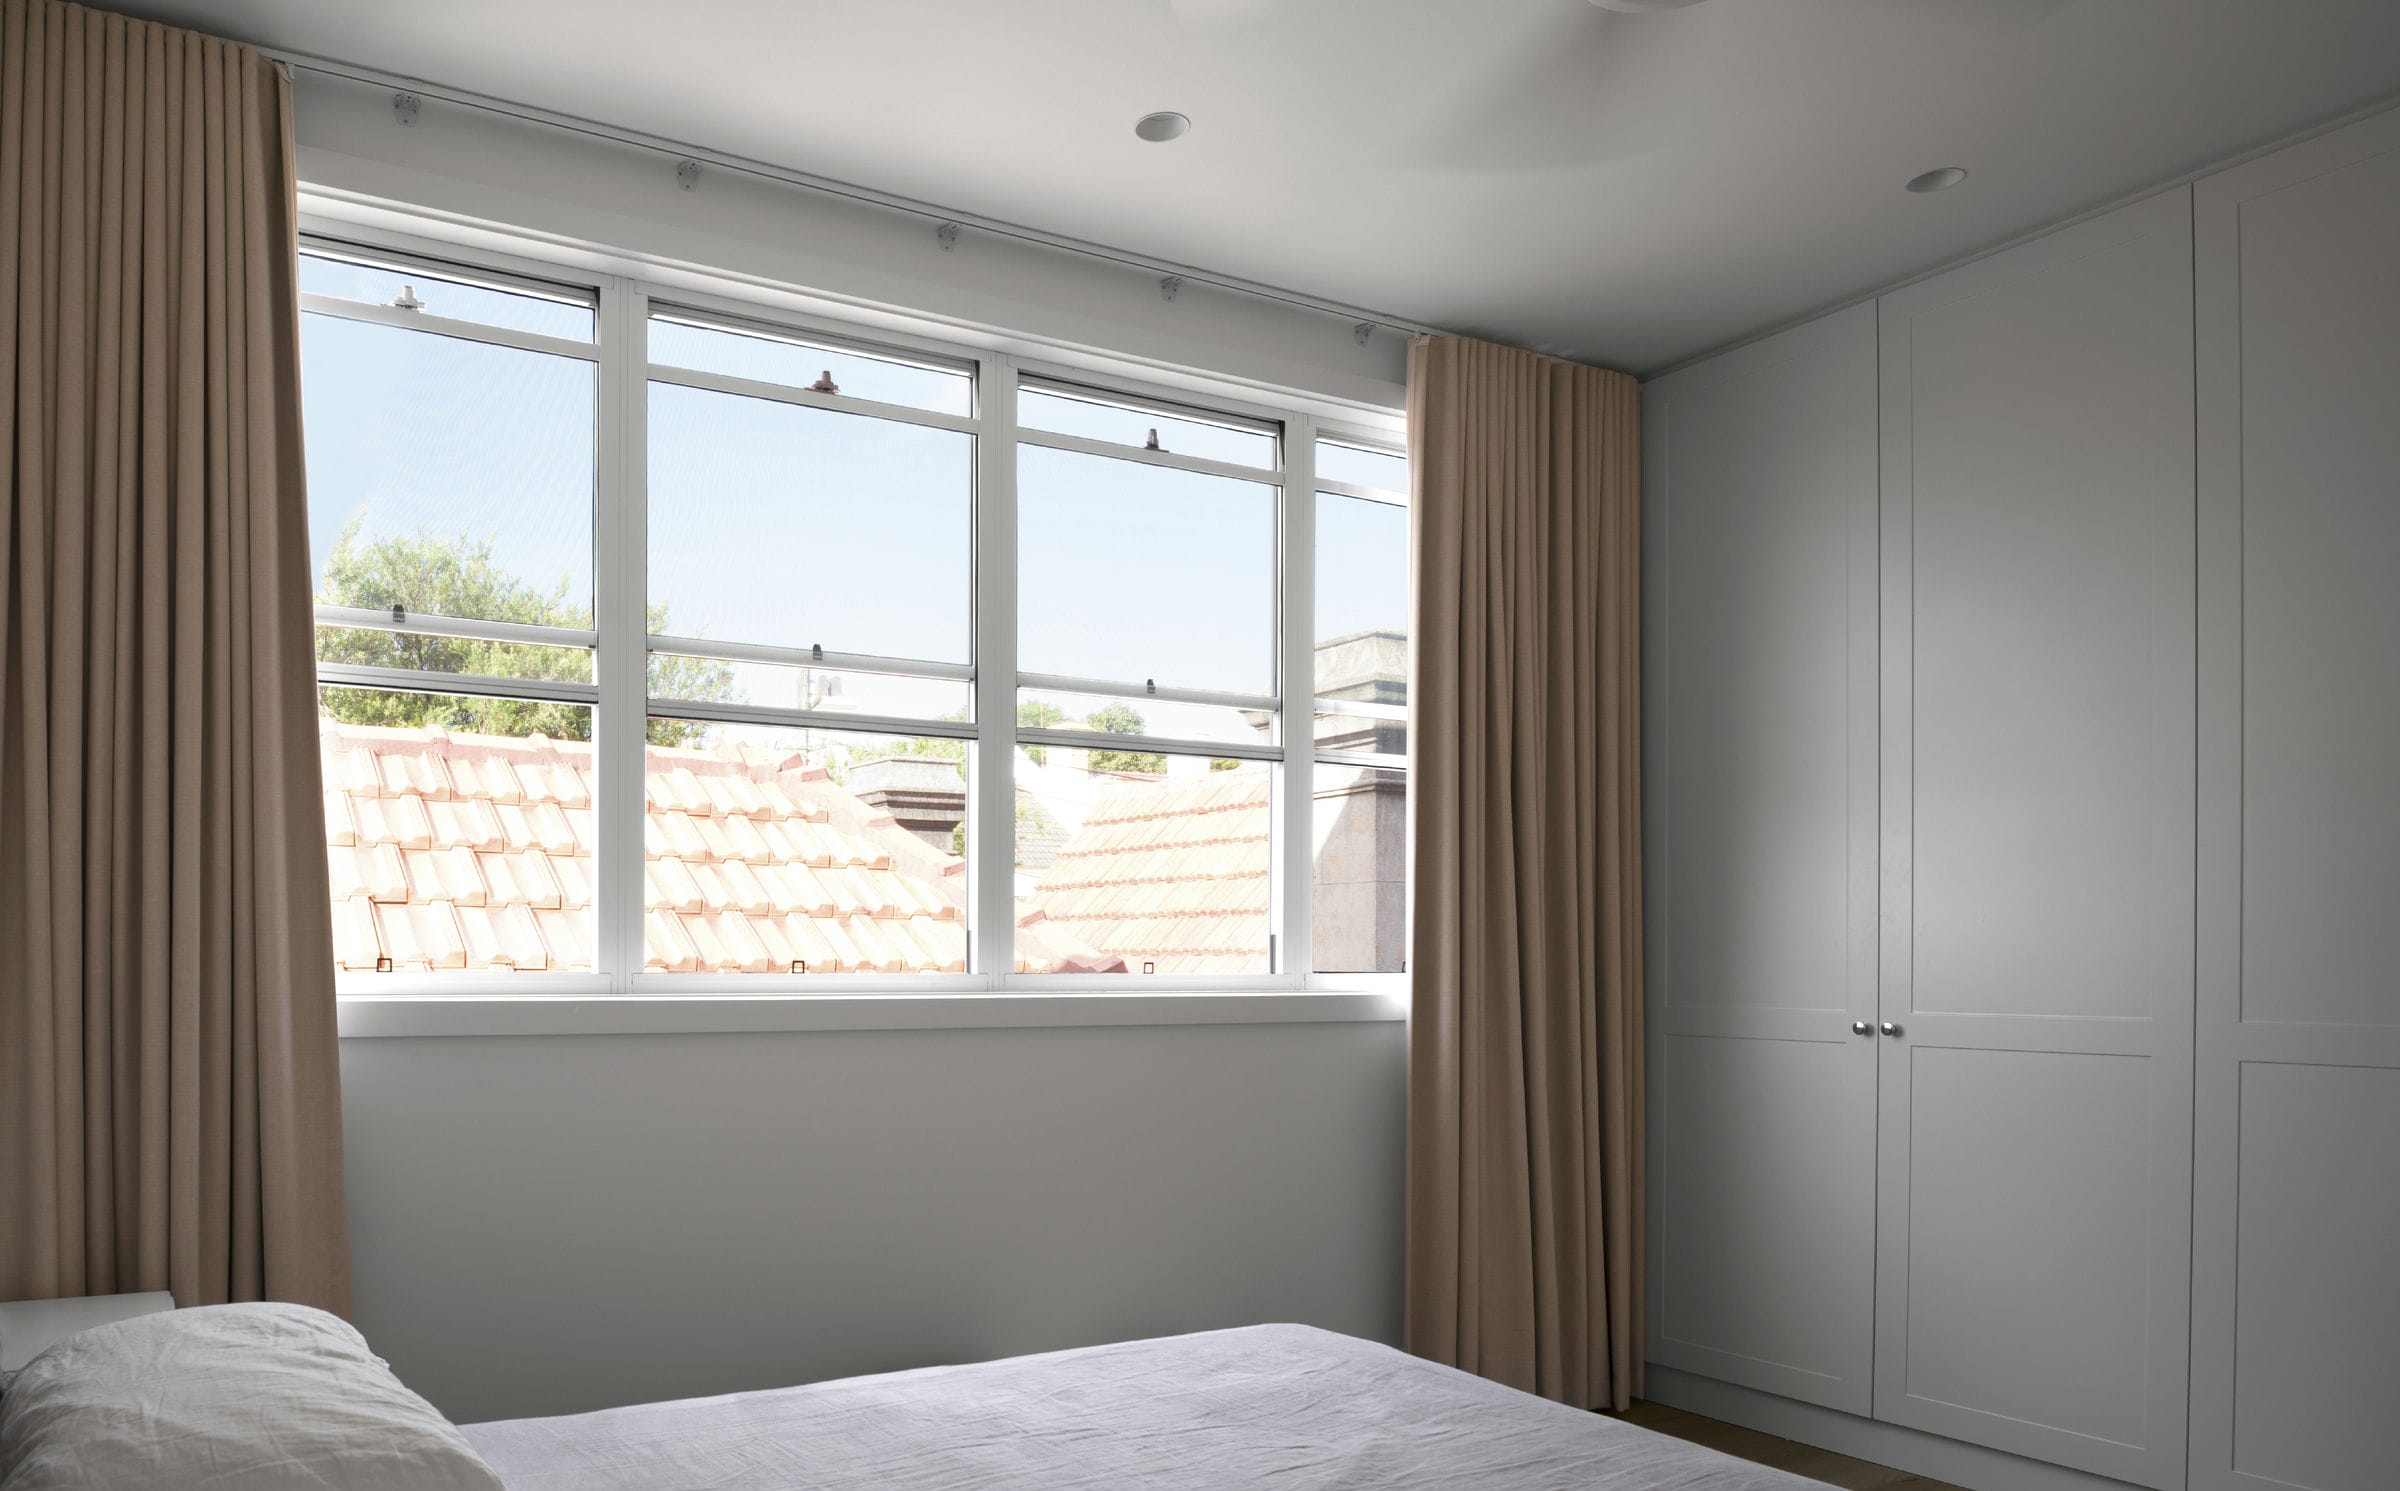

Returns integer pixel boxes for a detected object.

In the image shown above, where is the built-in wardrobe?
[1640,104,2400,1491]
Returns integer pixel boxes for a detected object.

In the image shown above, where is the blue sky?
[301,309,1406,731]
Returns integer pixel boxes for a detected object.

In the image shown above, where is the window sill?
[333,988,1408,1039]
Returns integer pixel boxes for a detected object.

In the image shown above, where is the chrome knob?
[1880,1021,1903,1038]
[1851,1020,1873,1036]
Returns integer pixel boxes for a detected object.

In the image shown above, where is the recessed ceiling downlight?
[1907,166,1969,194]
[1135,112,1191,143]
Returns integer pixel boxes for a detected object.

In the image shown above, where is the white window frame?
[303,233,617,999]
[1001,364,1294,989]
[305,217,1409,1029]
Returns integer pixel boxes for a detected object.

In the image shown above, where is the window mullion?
[596,277,651,991]
[973,354,1018,981]
[1280,416,1317,978]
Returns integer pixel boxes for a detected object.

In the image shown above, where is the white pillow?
[0,1302,504,1490]
[0,1293,177,1390]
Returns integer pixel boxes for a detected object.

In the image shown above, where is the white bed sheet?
[463,1324,1820,1490]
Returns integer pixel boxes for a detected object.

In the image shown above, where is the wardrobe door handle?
[1879,1021,1904,1038]
[1851,1021,1873,1036]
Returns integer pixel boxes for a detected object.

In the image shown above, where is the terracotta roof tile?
[647,766,711,818]
[377,901,466,969]
[377,748,451,801]
[645,908,698,973]
[442,753,522,805]
[327,843,407,904]
[840,914,904,974]
[533,906,592,968]
[549,852,595,910]
[458,902,546,970]
[646,857,704,914]
[775,914,838,972]
[699,772,769,820]
[404,845,487,906]
[322,744,378,798]
[333,897,381,970]
[322,791,359,846]
[715,859,771,915]
[756,863,832,918]
[712,814,772,865]
[753,779,822,824]
[353,793,432,850]
[481,849,562,910]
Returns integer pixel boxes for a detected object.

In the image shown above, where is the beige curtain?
[0,0,349,1314]
[1404,335,1642,1410]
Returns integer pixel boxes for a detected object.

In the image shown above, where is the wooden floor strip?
[1607,1401,1968,1491]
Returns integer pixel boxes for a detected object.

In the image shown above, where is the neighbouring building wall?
[1312,765,1408,974]
[340,1019,1406,1424]
[1311,630,1408,972]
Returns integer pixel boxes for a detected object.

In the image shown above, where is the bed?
[1,1304,1821,1489]
[461,1323,1820,1490]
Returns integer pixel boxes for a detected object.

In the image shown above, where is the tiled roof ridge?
[1082,775,1270,821]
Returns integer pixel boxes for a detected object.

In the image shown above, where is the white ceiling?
[139,0,2400,373]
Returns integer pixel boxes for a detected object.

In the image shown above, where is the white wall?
[342,1020,1406,1425]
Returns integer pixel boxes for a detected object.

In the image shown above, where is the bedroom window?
[301,245,601,981]
[303,233,1406,994]
[644,307,977,977]
[1013,383,1284,975]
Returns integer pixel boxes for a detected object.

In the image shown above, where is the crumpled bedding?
[462,1323,1819,1490]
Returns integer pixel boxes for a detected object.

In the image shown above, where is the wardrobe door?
[1643,304,1880,1414]
[1873,190,2193,1488]
[2190,109,2400,1491]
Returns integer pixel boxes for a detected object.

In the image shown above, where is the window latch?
[1145,678,1157,696]
[390,603,406,626]
[811,643,824,662]
[1144,427,1163,452]
[809,371,840,394]
[389,283,424,312]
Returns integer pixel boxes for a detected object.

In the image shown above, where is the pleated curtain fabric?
[0,0,350,1314]
[1403,335,1642,1411]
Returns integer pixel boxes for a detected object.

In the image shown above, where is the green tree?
[314,521,737,746]
[1084,702,1165,774]
[1016,697,1067,765]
